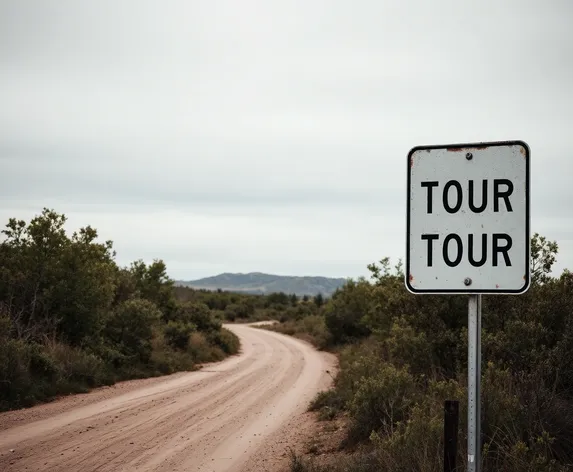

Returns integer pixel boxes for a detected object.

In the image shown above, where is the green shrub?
[150,331,196,375]
[310,390,344,420]
[187,332,224,363]
[300,315,331,348]
[47,341,109,388]
[347,363,417,441]
[324,279,372,344]
[0,339,34,409]
[384,316,433,375]
[223,300,255,319]
[278,237,573,470]
[280,306,300,323]
[369,404,443,472]
[0,209,243,411]
[263,315,331,349]
[164,320,196,350]
[331,338,386,408]
[176,302,221,332]
[105,298,162,363]
[207,328,240,355]
[28,343,58,380]
[0,339,112,410]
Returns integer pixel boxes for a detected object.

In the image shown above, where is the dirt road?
[0,324,336,472]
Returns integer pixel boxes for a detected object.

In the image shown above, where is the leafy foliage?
[0,208,239,410]
[164,321,196,350]
[324,279,372,344]
[104,298,161,363]
[0,210,117,345]
[289,233,573,471]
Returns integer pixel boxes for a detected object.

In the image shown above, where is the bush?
[276,238,573,471]
[47,341,110,389]
[149,330,196,375]
[324,279,372,344]
[188,332,225,363]
[310,389,345,420]
[0,339,112,410]
[176,302,221,332]
[347,363,417,442]
[0,339,35,408]
[164,321,196,350]
[208,328,240,355]
[263,315,331,349]
[0,208,243,411]
[383,316,433,375]
[224,306,237,321]
[105,298,162,363]
[300,315,330,346]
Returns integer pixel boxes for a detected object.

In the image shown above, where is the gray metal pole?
[467,294,482,472]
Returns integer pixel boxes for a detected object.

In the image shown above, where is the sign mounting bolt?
[464,277,472,286]
[466,152,473,160]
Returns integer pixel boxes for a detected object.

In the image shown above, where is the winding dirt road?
[0,324,336,472]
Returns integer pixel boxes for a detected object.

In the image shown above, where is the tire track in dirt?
[0,323,336,472]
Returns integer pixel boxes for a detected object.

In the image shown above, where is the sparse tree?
[290,293,298,306]
[313,292,324,308]
[530,232,558,284]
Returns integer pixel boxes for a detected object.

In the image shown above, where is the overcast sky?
[1,0,572,281]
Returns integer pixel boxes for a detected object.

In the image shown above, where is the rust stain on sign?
[409,274,414,282]
[447,146,489,152]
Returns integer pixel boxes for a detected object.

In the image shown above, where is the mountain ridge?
[176,272,348,296]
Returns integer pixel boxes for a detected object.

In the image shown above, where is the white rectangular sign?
[406,141,530,294]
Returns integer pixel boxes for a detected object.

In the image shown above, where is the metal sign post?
[405,141,530,472]
[467,294,482,471]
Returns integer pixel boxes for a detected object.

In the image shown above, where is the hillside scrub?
[181,273,346,298]
[287,235,573,472]
[0,208,240,411]
[174,283,326,324]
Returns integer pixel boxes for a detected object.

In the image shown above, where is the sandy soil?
[0,323,336,472]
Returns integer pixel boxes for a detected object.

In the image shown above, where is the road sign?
[406,140,530,294]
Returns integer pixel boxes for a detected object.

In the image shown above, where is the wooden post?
[444,400,459,472]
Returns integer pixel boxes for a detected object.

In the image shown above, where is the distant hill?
[176,272,348,296]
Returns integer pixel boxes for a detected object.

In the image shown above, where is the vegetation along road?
[0,323,336,472]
